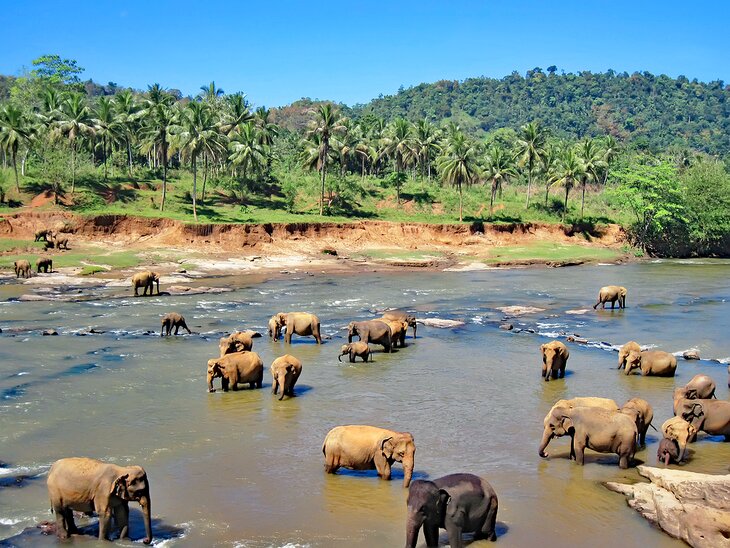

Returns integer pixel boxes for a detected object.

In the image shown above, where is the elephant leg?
[619,453,630,469]
[424,522,439,547]
[174,325,180,335]
[574,440,586,465]
[373,453,392,480]
[272,377,279,395]
[98,508,113,540]
[323,451,339,474]
[114,502,129,539]
[54,506,69,539]
[482,498,498,541]
[559,365,565,379]
[221,377,230,391]
[285,331,292,344]
[444,520,464,548]
[349,353,355,363]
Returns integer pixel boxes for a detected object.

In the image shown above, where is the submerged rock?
[42,329,58,336]
[167,285,234,295]
[683,350,701,360]
[605,465,730,547]
[417,318,466,328]
[499,323,513,331]
[496,305,545,316]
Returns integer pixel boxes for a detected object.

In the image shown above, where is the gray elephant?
[207,351,264,392]
[619,397,654,446]
[274,312,322,344]
[132,271,160,296]
[680,399,730,440]
[617,341,641,369]
[657,437,681,465]
[405,473,498,548]
[160,312,192,336]
[540,340,569,381]
[219,330,257,356]
[36,257,53,273]
[47,457,152,543]
[338,342,371,363]
[539,406,637,469]
[593,285,627,309]
[268,316,281,341]
[270,354,302,400]
[382,310,417,339]
[673,374,716,414]
[624,350,677,376]
[14,259,31,278]
[348,320,392,353]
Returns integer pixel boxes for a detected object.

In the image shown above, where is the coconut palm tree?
[483,144,517,218]
[93,96,121,180]
[229,122,266,204]
[140,85,176,210]
[200,81,224,102]
[254,106,278,180]
[55,93,96,193]
[220,93,253,136]
[381,118,417,204]
[600,135,620,184]
[551,147,585,221]
[414,119,440,181]
[576,138,606,217]
[540,142,559,206]
[0,104,34,192]
[517,121,546,209]
[305,104,346,215]
[436,130,480,222]
[113,89,140,175]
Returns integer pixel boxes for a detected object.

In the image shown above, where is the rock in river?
[417,318,466,329]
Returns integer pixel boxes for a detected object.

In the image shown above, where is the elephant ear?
[561,416,575,433]
[111,474,130,500]
[685,388,698,399]
[437,489,451,515]
[381,436,395,458]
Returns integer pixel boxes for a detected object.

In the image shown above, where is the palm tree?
[540,142,559,206]
[229,122,266,203]
[414,119,440,181]
[113,89,140,175]
[55,93,96,193]
[517,121,546,209]
[200,81,224,102]
[254,106,278,179]
[305,104,345,215]
[0,104,34,192]
[436,130,480,222]
[140,85,176,210]
[220,93,253,136]
[93,96,121,180]
[551,147,585,221]
[600,135,620,184]
[381,118,417,204]
[483,144,517,218]
[576,138,605,217]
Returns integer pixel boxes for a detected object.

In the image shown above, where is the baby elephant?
[406,473,498,548]
[270,354,302,400]
[657,437,681,465]
[540,340,569,381]
[14,259,32,278]
[338,342,371,363]
[625,350,677,376]
[219,331,257,356]
[34,228,51,241]
[593,285,627,309]
[207,351,264,392]
[160,312,192,336]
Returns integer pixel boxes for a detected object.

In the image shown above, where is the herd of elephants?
[9,262,730,546]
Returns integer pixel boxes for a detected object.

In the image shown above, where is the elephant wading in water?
[680,399,730,440]
[219,331,258,356]
[617,341,641,369]
[322,425,415,487]
[207,351,264,392]
[673,374,717,413]
[382,310,417,339]
[36,257,53,273]
[14,260,31,278]
[540,340,569,381]
[539,406,637,469]
[270,354,302,400]
[348,320,392,353]
[657,437,681,465]
[380,318,409,348]
[625,350,677,376]
[160,312,192,336]
[274,312,322,344]
[406,473,498,548]
[132,271,160,296]
[339,342,371,363]
[47,457,152,544]
[662,417,697,462]
[620,397,654,446]
[593,285,627,309]
[268,316,281,341]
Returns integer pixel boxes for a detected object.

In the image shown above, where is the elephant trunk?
[402,456,414,488]
[338,353,343,362]
[405,518,420,548]
[139,492,152,544]
[538,428,554,458]
[678,439,688,462]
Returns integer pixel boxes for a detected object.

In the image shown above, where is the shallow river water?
[1,260,729,547]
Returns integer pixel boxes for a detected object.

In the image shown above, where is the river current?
[1,260,729,547]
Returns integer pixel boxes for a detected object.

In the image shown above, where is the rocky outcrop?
[606,465,730,547]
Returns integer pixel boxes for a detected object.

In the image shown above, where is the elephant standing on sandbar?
[274,312,322,344]
[132,271,160,296]
[36,257,53,273]
[348,320,392,353]
[540,340,569,381]
[593,285,627,309]
[14,260,31,278]
[47,457,152,544]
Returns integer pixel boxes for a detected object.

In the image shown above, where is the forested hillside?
[355,69,730,155]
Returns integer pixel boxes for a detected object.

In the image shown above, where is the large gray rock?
[606,465,730,547]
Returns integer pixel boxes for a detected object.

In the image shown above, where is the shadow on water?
[2,363,101,400]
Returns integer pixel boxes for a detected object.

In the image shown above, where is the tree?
[436,130,480,221]
[55,93,96,193]
[220,93,252,136]
[305,104,345,215]
[113,89,141,175]
[550,147,585,221]
[517,121,546,209]
[0,104,34,191]
[540,142,559,206]
[576,138,606,217]
[93,96,121,180]
[200,81,224,102]
[140,85,176,210]
[414,119,440,181]
[381,118,417,205]
[228,122,265,203]
[484,144,517,217]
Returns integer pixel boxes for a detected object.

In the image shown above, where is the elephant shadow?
[281,384,314,397]
[332,468,429,482]
[437,522,510,544]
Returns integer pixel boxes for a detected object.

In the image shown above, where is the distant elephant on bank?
[661,416,697,462]
[617,341,641,369]
[382,310,417,339]
[322,425,415,487]
[270,354,302,400]
[36,257,53,273]
[160,312,191,336]
[348,320,392,353]
[51,233,70,250]
[540,340,569,381]
[620,397,654,446]
[625,350,677,376]
[47,457,152,544]
[35,228,51,242]
[132,271,160,296]
[219,330,258,356]
[274,312,322,344]
[207,351,264,392]
[406,473,498,548]
[679,399,730,440]
[593,285,627,309]
[14,259,31,278]
[657,437,681,465]
[338,342,371,363]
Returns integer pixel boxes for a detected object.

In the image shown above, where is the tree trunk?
[71,143,76,194]
[160,139,167,212]
[201,154,208,204]
[580,181,586,218]
[11,146,19,192]
[240,165,247,204]
[525,161,532,209]
[126,137,133,176]
[545,184,550,206]
[192,155,198,221]
[20,149,27,177]
[102,136,108,180]
[563,186,569,221]
[490,180,497,219]
[320,141,328,216]
[459,183,463,222]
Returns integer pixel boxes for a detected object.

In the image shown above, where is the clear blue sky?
[2,1,728,108]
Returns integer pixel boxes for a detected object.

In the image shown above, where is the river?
[1,260,728,547]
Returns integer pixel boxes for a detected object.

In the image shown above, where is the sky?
[1,1,728,108]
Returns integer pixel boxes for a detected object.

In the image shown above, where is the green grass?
[351,249,445,261]
[0,249,144,270]
[481,242,623,264]
[79,265,106,276]
[0,238,47,253]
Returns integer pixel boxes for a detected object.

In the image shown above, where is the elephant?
[219,331,256,356]
[207,351,264,392]
[160,312,192,336]
[679,399,730,440]
[617,341,641,369]
[322,425,415,487]
[13,259,31,278]
[673,374,717,413]
[36,257,53,273]
[661,416,698,462]
[382,310,417,339]
[539,406,637,469]
[34,228,51,242]
[546,397,620,419]
[270,354,302,400]
[348,320,392,353]
[338,342,371,363]
[47,457,151,544]
[274,312,322,344]
[380,318,409,348]
[625,350,677,376]
[540,340,569,381]
[593,285,627,309]
[657,437,681,465]
[132,271,160,296]
[620,397,654,446]
[52,234,70,250]
[405,473,498,548]
[268,315,282,341]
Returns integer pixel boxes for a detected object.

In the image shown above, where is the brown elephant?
[47,457,151,544]
[625,350,677,376]
[380,318,409,348]
[34,228,51,242]
[338,342,371,363]
[547,397,620,415]
[540,340,569,381]
[132,271,160,296]
[348,320,392,353]
[673,374,717,414]
[593,285,627,309]
[36,257,53,273]
[617,341,641,369]
[270,354,302,400]
[160,312,192,336]
[657,437,681,465]
[274,312,322,344]
[14,259,31,278]
[268,316,281,341]
[662,416,697,462]
[51,233,70,250]
[219,330,257,356]
[207,351,263,392]
[620,397,654,446]
[322,425,415,487]
[382,310,417,339]
[680,399,730,440]
[539,406,637,469]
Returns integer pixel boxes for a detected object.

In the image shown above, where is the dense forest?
[1,56,729,257]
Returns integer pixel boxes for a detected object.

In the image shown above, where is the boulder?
[683,350,701,360]
[42,329,58,336]
[417,318,465,329]
[499,323,513,331]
